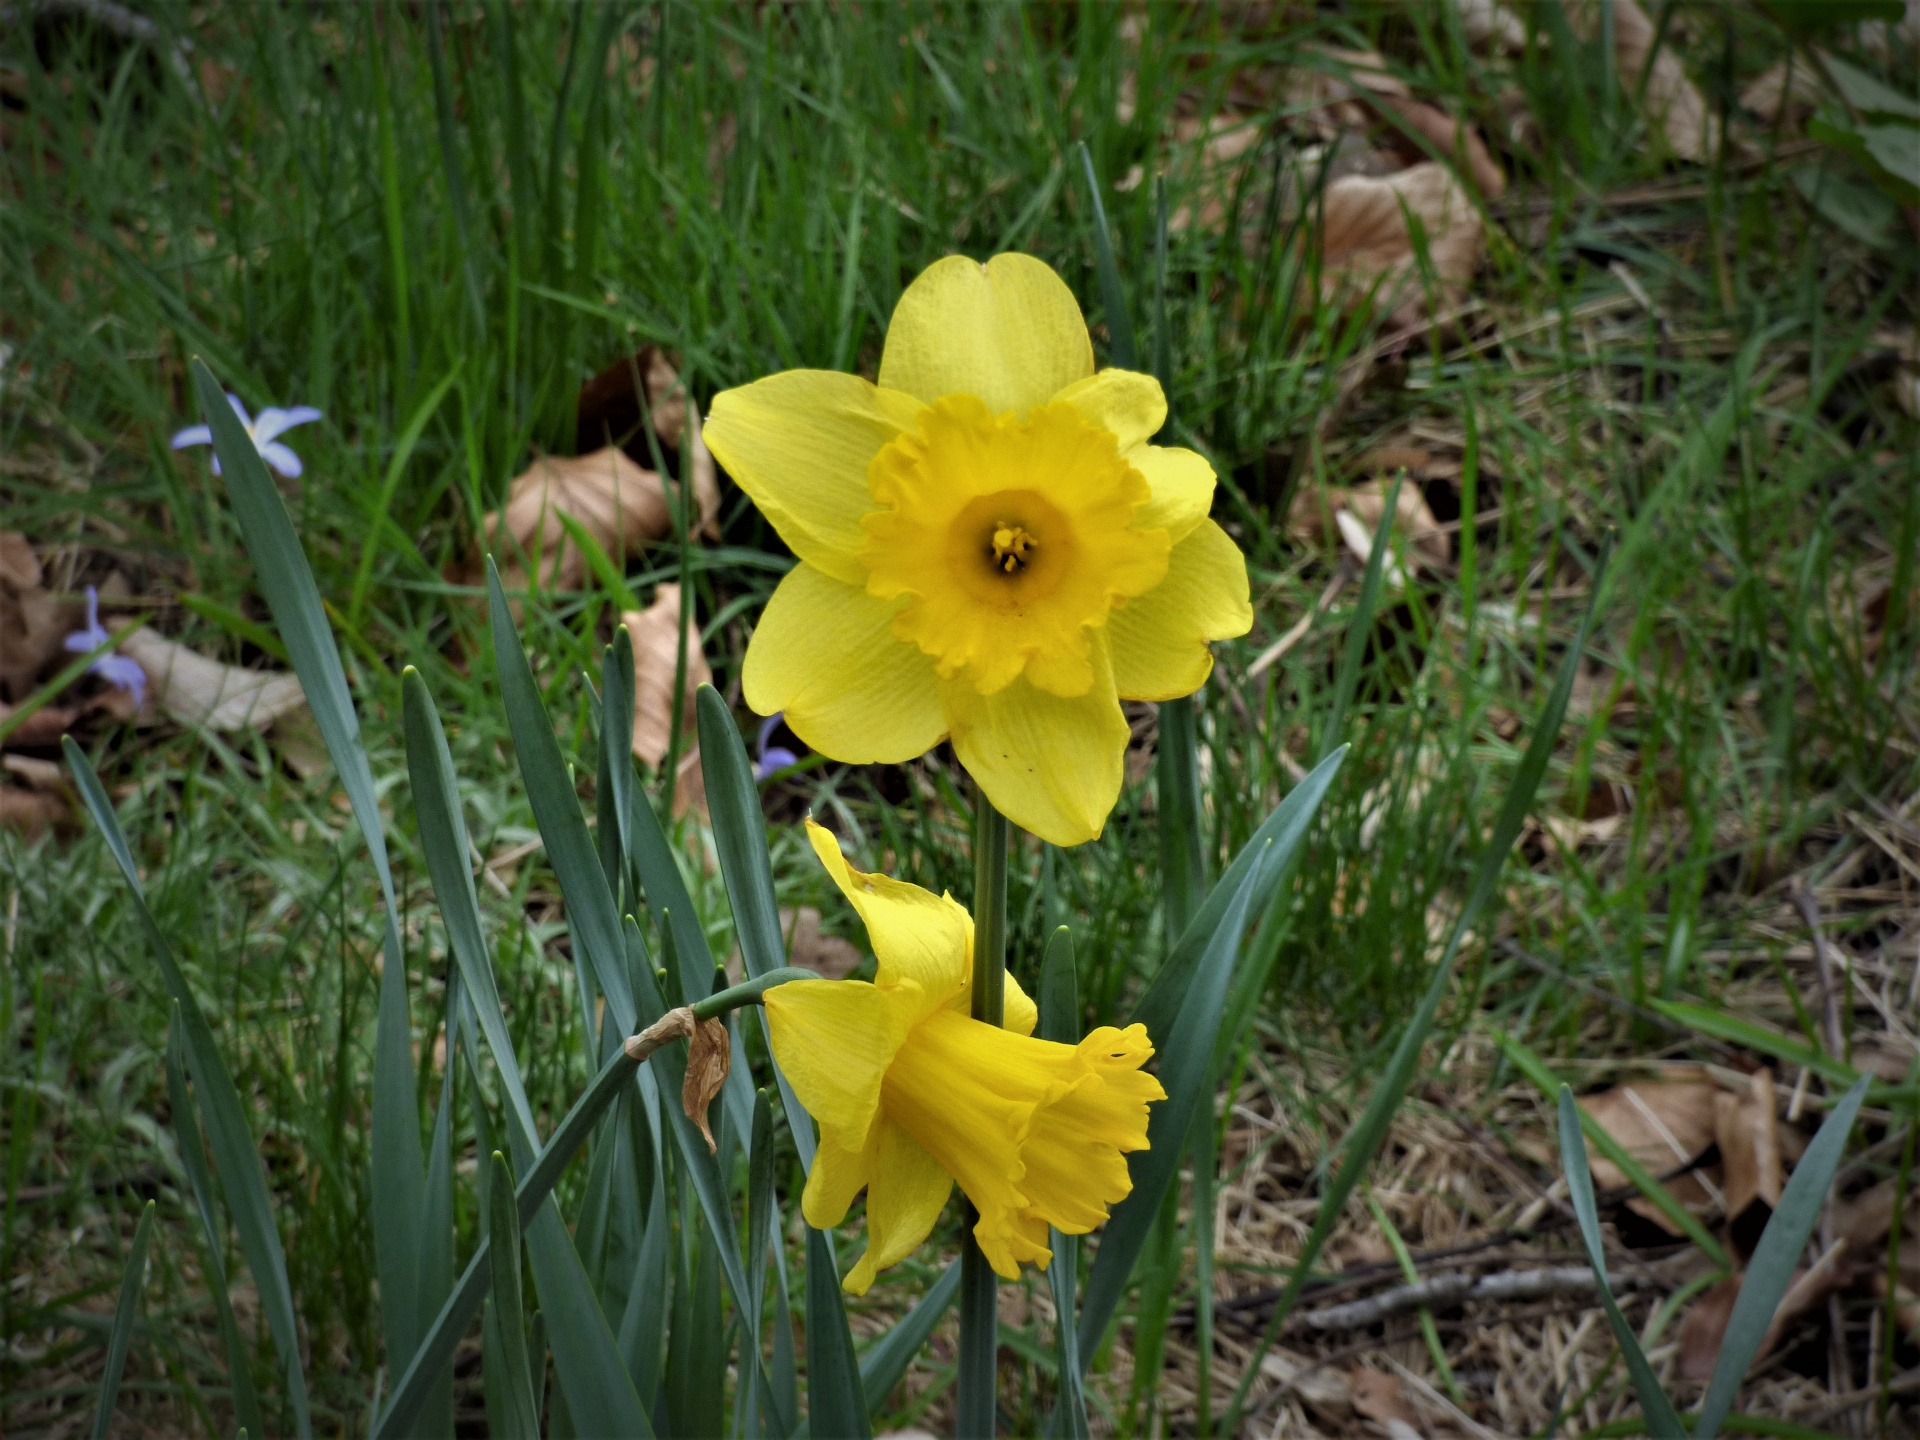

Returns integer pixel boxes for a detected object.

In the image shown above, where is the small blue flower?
[64,586,146,707]
[171,393,322,478]
[753,712,799,781]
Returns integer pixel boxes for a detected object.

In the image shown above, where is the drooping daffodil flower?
[706,253,1252,847]
[762,820,1164,1294]
[171,393,322,478]
[64,585,146,706]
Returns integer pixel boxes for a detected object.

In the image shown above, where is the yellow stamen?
[990,524,1037,573]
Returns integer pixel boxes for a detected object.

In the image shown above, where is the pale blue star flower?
[64,586,146,707]
[753,712,799,781]
[171,392,322,478]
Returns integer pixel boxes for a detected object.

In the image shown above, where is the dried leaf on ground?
[1349,1367,1421,1438]
[0,532,77,703]
[623,583,711,819]
[1715,1068,1783,1257]
[0,749,72,837]
[1376,94,1508,198]
[1259,1347,1354,1415]
[1319,161,1484,322]
[1289,478,1448,578]
[119,629,306,731]
[575,344,692,454]
[1679,1241,1849,1383]
[472,442,719,599]
[1566,0,1716,162]
[1580,1069,1721,1233]
[1740,55,1827,125]
[1454,0,1526,52]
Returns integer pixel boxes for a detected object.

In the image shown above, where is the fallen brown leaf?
[1680,1241,1850,1383]
[1566,0,1716,162]
[1716,1068,1783,1260]
[623,583,711,819]
[1376,94,1507,199]
[1318,161,1483,323]
[1740,55,1826,126]
[1455,0,1526,51]
[1288,477,1448,580]
[1259,1347,1354,1416]
[1349,1366,1420,1438]
[575,345,689,453]
[1580,1069,1721,1235]
[120,629,305,731]
[0,784,70,839]
[0,532,77,705]
[474,445,720,601]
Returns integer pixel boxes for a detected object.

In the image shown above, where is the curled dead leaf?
[1679,1240,1850,1384]
[1715,1068,1783,1260]
[0,532,78,705]
[1348,1367,1420,1438]
[681,1015,732,1154]
[473,445,720,601]
[1579,1069,1721,1235]
[623,582,711,820]
[0,750,73,837]
[1288,478,1448,583]
[575,344,694,455]
[1376,94,1507,199]
[1565,0,1716,162]
[120,628,306,731]
[1318,161,1483,323]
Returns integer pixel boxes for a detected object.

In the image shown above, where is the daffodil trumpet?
[759,821,1165,1295]
[706,251,1253,848]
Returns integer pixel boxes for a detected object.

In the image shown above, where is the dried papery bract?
[682,1017,732,1154]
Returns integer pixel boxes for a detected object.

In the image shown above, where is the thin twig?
[1789,879,1848,1062]
[1298,1266,1651,1332]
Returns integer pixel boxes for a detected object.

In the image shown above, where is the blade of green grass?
[859,1260,962,1417]
[1078,854,1260,1371]
[91,1199,155,1440]
[66,738,312,1438]
[805,1226,871,1440]
[694,683,816,1170]
[487,559,637,1035]
[1497,1031,1730,1267]
[192,356,415,1420]
[1040,927,1090,1438]
[164,1005,264,1440]
[1694,1075,1871,1440]
[1221,541,1613,1433]
[1559,1086,1691,1435]
[486,1151,543,1440]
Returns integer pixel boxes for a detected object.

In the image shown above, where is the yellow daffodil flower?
[706,253,1253,846]
[763,821,1164,1294]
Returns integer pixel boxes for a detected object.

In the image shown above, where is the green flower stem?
[377,972,812,1437]
[957,792,1010,1438]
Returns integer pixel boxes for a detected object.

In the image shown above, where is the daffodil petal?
[806,820,968,1002]
[1053,369,1165,450]
[706,371,925,584]
[803,1120,879,1231]
[940,635,1128,848]
[1018,1025,1163,1236]
[1002,971,1038,1037]
[1108,519,1253,701]
[878,254,1093,418]
[1128,444,1216,542]
[763,977,921,1148]
[743,564,947,764]
[842,1121,952,1295]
